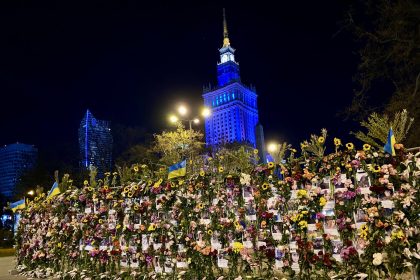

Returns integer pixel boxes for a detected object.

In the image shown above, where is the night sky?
[0,1,358,166]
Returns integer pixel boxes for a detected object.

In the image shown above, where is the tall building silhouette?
[78,110,113,176]
[203,9,259,147]
[0,143,37,199]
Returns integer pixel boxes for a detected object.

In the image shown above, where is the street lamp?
[169,105,211,131]
[27,190,35,196]
[267,142,281,163]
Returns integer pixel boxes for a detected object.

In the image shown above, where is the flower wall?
[15,144,420,279]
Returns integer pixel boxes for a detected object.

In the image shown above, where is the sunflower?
[300,143,308,149]
[318,136,325,144]
[363,144,371,151]
[207,229,213,235]
[199,170,205,177]
[127,192,133,198]
[218,166,224,173]
[208,157,213,161]
[346,143,354,150]
[334,138,342,146]
[133,205,139,211]
[103,185,109,191]
[116,224,121,229]
[253,149,259,155]
[133,166,139,172]
[178,180,184,185]
[197,203,204,209]
[234,221,240,227]
[373,165,381,173]
[148,223,156,231]
[267,162,275,169]
[98,219,103,224]
[261,182,270,190]
[88,187,93,192]
[133,185,139,190]
[83,180,89,186]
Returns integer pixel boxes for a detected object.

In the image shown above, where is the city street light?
[169,105,211,131]
[267,142,281,163]
[27,190,35,196]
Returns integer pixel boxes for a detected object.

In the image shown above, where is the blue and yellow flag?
[168,160,186,179]
[384,128,396,156]
[10,199,25,212]
[47,182,60,200]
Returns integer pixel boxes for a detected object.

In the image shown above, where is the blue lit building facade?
[203,11,259,147]
[78,110,113,176]
[0,143,37,199]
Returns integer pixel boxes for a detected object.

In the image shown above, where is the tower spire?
[222,8,230,47]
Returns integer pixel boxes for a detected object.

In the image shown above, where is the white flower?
[403,248,412,259]
[385,236,391,244]
[372,253,383,266]
[354,273,368,279]
[240,173,251,186]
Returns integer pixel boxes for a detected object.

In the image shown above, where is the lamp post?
[168,105,211,132]
[267,142,281,164]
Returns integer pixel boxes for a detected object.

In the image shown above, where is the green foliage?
[151,122,204,166]
[352,109,414,148]
[216,146,256,175]
[300,128,327,158]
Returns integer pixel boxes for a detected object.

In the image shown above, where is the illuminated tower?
[203,9,259,147]
[78,110,113,176]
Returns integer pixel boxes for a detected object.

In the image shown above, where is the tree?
[343,0,420,146]
[151,122,204,166]
[352,109,414,148]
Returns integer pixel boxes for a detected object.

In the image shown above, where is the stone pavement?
[0,257,25,280]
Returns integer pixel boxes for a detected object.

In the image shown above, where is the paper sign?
[245,215,257,221]
[272,233,282,241]
[217,258,228,268]
[176,262,188,268]
[84,208,92,214]
[381,200,394,209]
[275,260,284,269]
[244,240,253,248]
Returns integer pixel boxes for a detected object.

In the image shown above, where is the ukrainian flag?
[10,199,25,212]
[384,128,396,156]
[168,160,186,179]
[47,182,60,200]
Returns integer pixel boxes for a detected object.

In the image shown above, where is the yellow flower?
[153,178,163,189]
[373,165,381,173]
[88,187,93,192]
[208,157,213,161]
[346,143,354,150]
[57,242,62,248]
[234,221,240,227]
[83,180,89,186]
[334,138,342,146]
[261,182,270,190]
[260,220,267,228]
[133,166,139,172]
[148,223,156,232]
[300,142,308,149]
[319,197,327,207]
[207,229,213,235]
[99,219,103,224]
[363,144,371,151]
[318,136,325,144]
[391,229,404,240]
[298,220,308,229]
[133,205,139,211]
[104,172,111,177]
[123,186,130,193]
[290,148,297,153]
[127,192,133,198]
[232,242,244,253]
[219,156,224,160]
[218,166,224,173]
[197,203,204,209]
[141,164,147,169]
[199,170,205,177]
[297,189,307,199]
[116,224,121,229]
[267,162,275,169]
[133,185,139,190]
[178,180,184,185]
[253,149,259,155]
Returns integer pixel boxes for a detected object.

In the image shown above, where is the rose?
[372,253,383,266]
